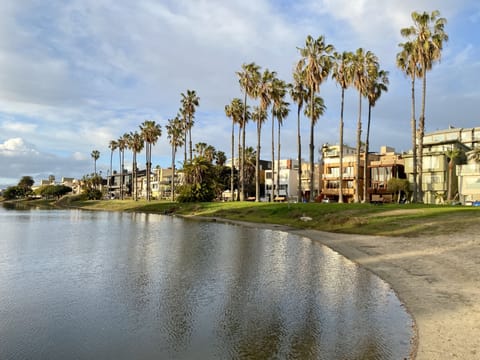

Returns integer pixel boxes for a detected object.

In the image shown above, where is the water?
[0,205,414,359]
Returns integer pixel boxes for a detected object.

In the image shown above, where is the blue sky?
[0,0,479,186]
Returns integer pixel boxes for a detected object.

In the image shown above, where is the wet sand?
[208,218,480,359]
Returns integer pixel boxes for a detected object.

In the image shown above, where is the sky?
[0,0,479,187]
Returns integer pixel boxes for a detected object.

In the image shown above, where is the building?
[369,146,406,202]
[457,149,480,204]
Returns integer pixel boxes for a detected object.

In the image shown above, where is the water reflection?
[0,208,414,359]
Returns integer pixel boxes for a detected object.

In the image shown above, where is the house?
[457,148,480,204]
[369,146,406,202]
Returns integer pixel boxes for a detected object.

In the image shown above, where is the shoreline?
[190,215,479,360]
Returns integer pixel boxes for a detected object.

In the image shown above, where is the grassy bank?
[53,197,480,237]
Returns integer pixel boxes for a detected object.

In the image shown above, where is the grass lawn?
[52,198,480,237]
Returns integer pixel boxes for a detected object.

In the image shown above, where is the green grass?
[52,198,480,237]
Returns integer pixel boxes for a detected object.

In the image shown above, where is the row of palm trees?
[227,37,389,203]
[94,10,446,204]
[105,90,200,202]
[226,10,446,203]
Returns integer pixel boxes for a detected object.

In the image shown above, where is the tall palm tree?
[274,100,290,199]
[237,62,261,201]
[91,150,100,175]
[166,115,184,201]
[297,35,334,201]
[290,64,309,201]
[181,90,200,162]
[352,48,377,202]
[363,65,389,202]
[225,98,245,201]
[397,41,422,202]
[304,94,326,201]
[401,10,448,202]
[270,77,288,201]
[140,120,162,201]
[251,105,267,201]
[108,140,118,193]
[332,51,354,203]
[117,134,128,200]
[256,69,276,201]
[445,147,461,201]
[126,131,144,201]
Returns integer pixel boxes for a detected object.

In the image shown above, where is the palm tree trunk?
[256,121,261,202]
[271,108,275,201]
[418,69,427,203]
[297,104,302,201]
[188,119,193,162]
[241,121,246,201]
[354,92,362,203]
[118,151,122,200]
[411,76,418,203]
[309,90,315,202]
[276,119,281,199]
[231,121,235,202]
[133,152,137,201]
[363,103,372,202]
[109,150,113,194]
[237,125,242,201]
[184,132,187,165]
[171,144,176,202]
[339,88,345,203]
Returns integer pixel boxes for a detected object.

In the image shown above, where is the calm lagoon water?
[0,205,414,359]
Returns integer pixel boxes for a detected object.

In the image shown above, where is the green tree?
[332,51,354,203]
[18,176,34,196]
[166,115,185,201]
[251,106,267,201]
[397,41,421,202]
[225,98,245,201]
[126,132,144,201]
[304,94,326,200]
[297,35,334,201]
[117,134,128,200]
[387,178,410,203]
[91,150,100,176]
[401,10,448,201]
[181,90,200,162]
[237,62,261,201]
[363,62,389,202]
[140,120,162,201]
[290,64,309,201]
[108,140,118,193]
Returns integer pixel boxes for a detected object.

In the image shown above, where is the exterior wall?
[457,157,480,204]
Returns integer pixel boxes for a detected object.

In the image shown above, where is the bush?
[177,183,215,203]
[83,188,103,200]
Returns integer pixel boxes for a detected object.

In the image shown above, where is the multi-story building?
[404,127,472,204]
[369,146,406,202]
[321,144,366,203]
[457,149,480,204]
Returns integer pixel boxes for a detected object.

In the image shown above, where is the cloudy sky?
[0,0,479,187]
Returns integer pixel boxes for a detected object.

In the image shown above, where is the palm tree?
[363,64,389,202]
[140,120,162,201]
[304,94,326,201]
[397,41,421,202]
[290,64,309,201]
[401,10,448,202]
[270,77,288,201]
[237,62,261,201]
[108,140,118,193]
[91,150,100,175]
[297,35,334,201]
[332,51,354,203]
[225,98,245,201]
[166,115,184,201]
[256,69,276,201]
[274,100,290,199]
[251,106,267,201]
[352,48,377,202]
[117,134,128,200]
[181,90,200,162]
[126,131,144,201]
[446,147,461,201]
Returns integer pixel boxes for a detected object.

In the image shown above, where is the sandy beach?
[212,218,480,359]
